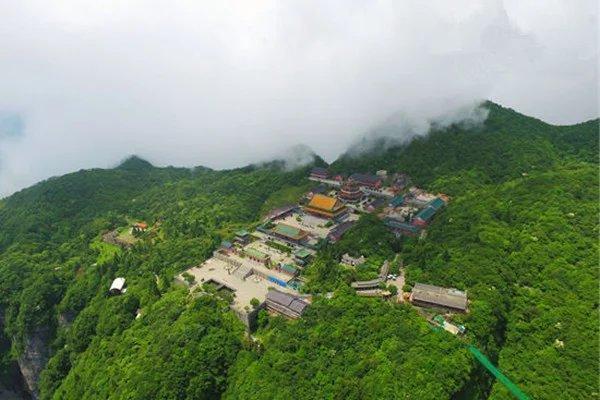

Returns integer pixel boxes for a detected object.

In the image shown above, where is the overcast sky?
[0,0,597,197]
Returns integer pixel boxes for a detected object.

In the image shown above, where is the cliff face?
[17,328,50,400]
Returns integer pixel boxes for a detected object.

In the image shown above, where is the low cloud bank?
[0,1,596,196]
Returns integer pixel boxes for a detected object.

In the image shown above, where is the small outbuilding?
[132,222,148,233]
[109,277,126,294]
[235,230,251,244]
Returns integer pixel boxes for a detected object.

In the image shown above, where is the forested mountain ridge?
[0,101,597,399]
[332,101,598,189]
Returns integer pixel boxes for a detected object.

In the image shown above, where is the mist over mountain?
[0,1,596,196]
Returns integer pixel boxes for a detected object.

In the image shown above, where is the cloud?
[0,0,597,196]
[346,100,491,156]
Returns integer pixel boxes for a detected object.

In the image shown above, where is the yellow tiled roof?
[308,194,340,211]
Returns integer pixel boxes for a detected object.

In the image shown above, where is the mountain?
[0,102,597,400]
[332,101,598,189]
[115,155,156,171]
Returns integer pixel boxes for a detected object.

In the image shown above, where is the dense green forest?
[0,102,597,399]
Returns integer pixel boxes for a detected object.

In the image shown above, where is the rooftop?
[349,173,382,185]
[328,221,355,241]
[280,264,298,275]
[294,248,312,258]
[390,195,404,207]
[110,277,126,291]
[383,218,420,234]
[411,283,467,311]
[244,247,269,261]
[311,167,328,176]
[415,206,437,222]
[267,205,297,220]
[307,194,343,211]
[428,197,446,210]
[271,223,308,241]
[266,289,309,315]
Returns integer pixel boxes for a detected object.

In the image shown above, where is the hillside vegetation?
[0,102,597,399]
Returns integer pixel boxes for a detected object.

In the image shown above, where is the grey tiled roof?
[267,290,308,314]
[411,283,467,310]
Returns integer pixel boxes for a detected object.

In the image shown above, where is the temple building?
[348,173,383,189]
[265,289,309,319]
[327,221,355,243]
[410,283,468,312]
[293,248,312,266]
[266,205,297,221]
[338,182,362,203]
[413,197,446,227]
[269,223,310,244]
[235,229,251,244]
[276,263,299,277]
[310,167,329,180]
[304,194,347,219]
[243,248,271,266]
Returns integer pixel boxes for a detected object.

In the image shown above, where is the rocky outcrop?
[57,311,76,329]
[17,328,51,400]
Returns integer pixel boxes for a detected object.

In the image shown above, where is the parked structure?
[410,283,468,312]
[109,277,126,294]
[304,194,347,219]
[265,289,309,319]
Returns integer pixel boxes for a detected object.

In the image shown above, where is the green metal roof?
[235,229,250,237]
[428,197,446,210]
[271,223,305,240]
[244,248,268,260]
[390,195,404,207]
[280,264,298,274]
[294,248,311,258]
[416,206,436,221]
